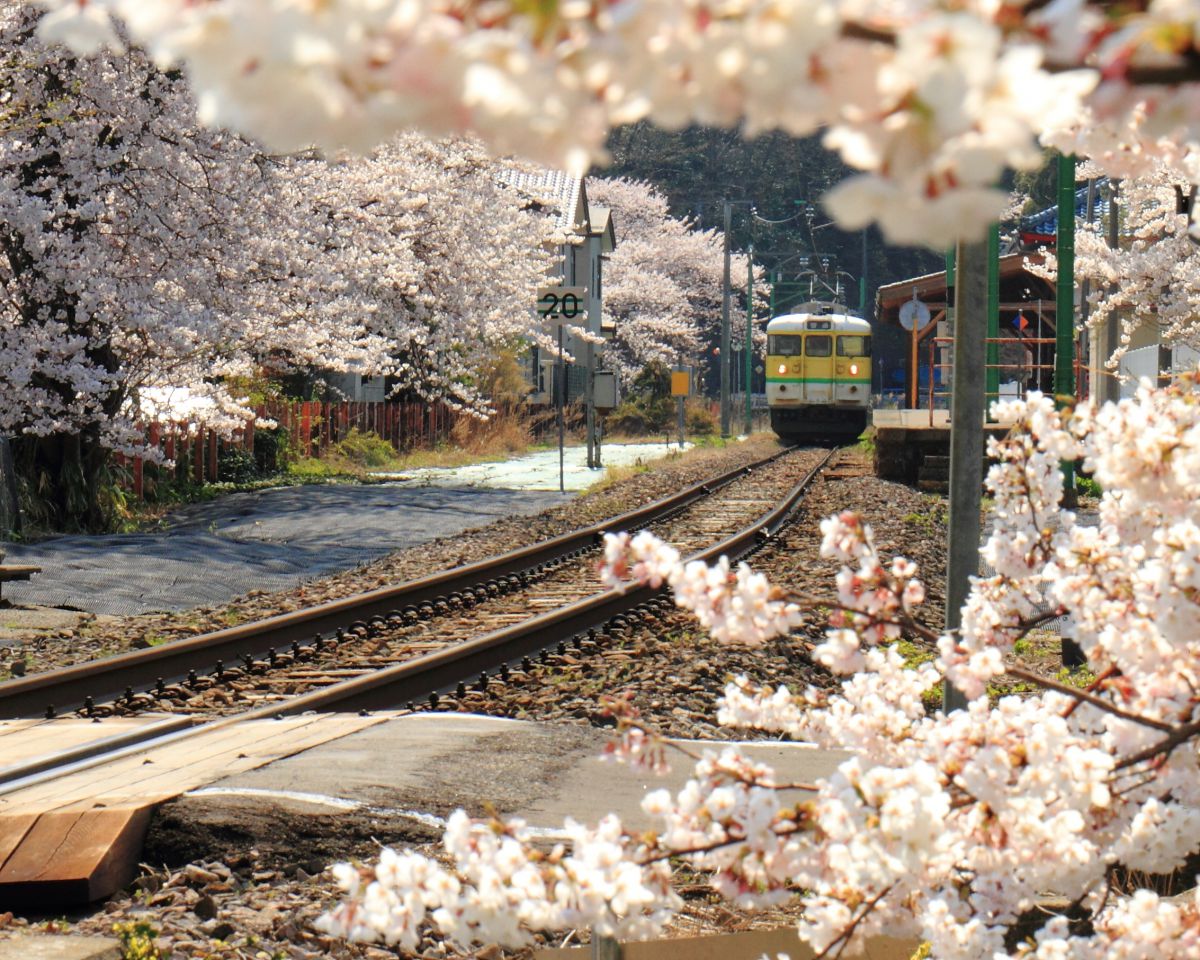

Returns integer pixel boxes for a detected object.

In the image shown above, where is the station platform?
[872,408,1013,490]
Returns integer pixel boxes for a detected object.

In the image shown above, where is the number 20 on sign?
[537,286,586,320]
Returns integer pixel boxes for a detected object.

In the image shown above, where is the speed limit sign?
[537,286,586,320]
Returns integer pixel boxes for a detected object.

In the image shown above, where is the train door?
[803,332,833,402]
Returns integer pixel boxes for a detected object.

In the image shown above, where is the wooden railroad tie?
[0,805,152,908]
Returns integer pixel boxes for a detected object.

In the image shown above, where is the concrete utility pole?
[943,235,989,713]
[744,243,754,435]
[721,200,732,438]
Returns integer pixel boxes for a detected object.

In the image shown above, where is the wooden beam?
[0,806,154,906]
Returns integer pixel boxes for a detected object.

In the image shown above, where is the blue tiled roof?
[1019,177,1112,240]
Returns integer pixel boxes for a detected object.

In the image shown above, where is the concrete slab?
[372,441,695,492]
[0,936,121,960]
[186,714,850,835]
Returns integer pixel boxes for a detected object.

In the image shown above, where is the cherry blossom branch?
[811,885,896,960]
[1115,713,1200,771]
[1006,667,1174,733]
[636,821,808,867]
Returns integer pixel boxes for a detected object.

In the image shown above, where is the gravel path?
[3,486,569,616]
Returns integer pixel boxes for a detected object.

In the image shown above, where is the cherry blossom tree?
[281,136,550,409]
[0,8,549,528]
[32,0,1200,248]
[1030,160,1200,375]
[318,374,1200,960]
[587,177,765,387]
[0,9,392,527]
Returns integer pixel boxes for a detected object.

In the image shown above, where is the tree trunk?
[13,428,114,533]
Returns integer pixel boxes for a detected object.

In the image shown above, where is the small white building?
[496,169,617,404]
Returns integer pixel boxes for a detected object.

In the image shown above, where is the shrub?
[685,400,717,436]
[330,428,398,469]
[217,445,259,484]
[253,426,287,475]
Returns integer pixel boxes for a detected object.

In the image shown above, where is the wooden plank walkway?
[0,712,395,906]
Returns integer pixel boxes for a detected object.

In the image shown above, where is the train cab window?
[837,335,871,357]
[768,334,802,356]
[805,335,832,357]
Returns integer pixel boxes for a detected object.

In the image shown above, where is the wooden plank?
[0,805,152,905]
[0,813,38,870]
[0,718,165,768]
[0,719,321,813]
[0,720,46,742]
[0,713,392,815]
[0,565,40,582]
[0,809,85,883]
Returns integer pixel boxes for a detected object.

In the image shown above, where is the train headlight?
[849,363,859,375]
[777,363,787,374]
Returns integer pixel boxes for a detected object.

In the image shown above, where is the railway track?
[0,445,836,794]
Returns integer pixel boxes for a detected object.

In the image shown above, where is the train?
[765,302,872,442]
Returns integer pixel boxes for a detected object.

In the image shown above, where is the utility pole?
[943,235,988,713]
[860,229,868,314]
[721,200,732,437]
[744,243,754,435]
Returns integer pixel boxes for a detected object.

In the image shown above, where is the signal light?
[778,364,787,374]
[849,363,859,375]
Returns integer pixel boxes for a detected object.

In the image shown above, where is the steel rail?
[0,449,792,721]
[0,447,834,796]
[237,446,838,715]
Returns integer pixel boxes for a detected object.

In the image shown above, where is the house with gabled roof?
[496,168,617,467]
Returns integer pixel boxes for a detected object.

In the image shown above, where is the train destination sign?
[537,286,586,321]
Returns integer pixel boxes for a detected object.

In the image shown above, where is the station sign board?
[671,367,691,397]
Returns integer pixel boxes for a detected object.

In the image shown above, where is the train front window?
[805,335,832,357]
[837,335,871,357]
[768,334,802,356]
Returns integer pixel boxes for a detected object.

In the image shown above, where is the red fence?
[259,399,458,458]
[114,399,463,500]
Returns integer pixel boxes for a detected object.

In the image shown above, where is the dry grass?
[448,406,532,455]
[586,457,658,494]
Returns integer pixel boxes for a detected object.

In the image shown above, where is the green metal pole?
[744,245,754,434]
[986,223,1000,412]
[1056,153,1076,493]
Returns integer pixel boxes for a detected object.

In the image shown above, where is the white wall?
[1118,343,1200,398]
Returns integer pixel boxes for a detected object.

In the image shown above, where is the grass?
[855,427,876,459]
[902,511,935,531]
[587,458,656,494]
[1076,475,1102,499]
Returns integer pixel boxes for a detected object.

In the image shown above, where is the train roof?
[767,308,871,334]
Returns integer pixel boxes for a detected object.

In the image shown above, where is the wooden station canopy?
[875,252,1056,409]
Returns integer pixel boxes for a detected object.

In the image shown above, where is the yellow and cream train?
[766,303,872,442]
